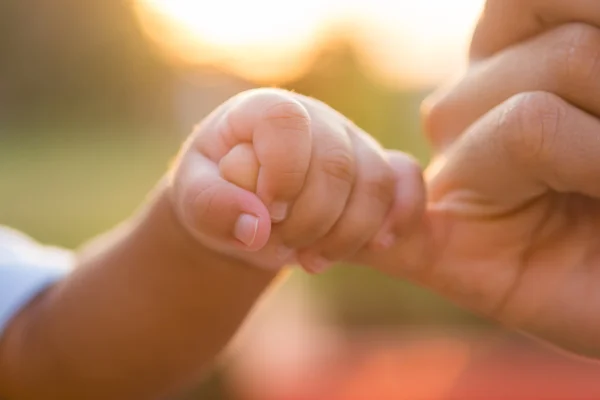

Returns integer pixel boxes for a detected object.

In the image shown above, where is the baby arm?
[0,89,425,400]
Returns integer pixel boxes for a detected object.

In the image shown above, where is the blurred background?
[3,1,600,399]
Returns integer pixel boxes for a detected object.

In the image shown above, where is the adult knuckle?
[470,0,534,56]
[499,92,565,166]
[554,23,600,86]
[421,92,451,145]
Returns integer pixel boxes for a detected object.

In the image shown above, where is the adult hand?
[358,2,600,358]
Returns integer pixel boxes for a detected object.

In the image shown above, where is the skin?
[358,0,600,359]
[171,89,423,273]
[0,89,423,399]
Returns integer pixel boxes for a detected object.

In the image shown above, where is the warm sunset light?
[135,0,484,87]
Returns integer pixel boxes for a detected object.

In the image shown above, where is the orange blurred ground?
[228,331,600,400]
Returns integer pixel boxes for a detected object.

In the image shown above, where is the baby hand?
[169,89,424,272]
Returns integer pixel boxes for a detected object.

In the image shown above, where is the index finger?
[470,0,600,60]
[432,91,600,211]
[199,89,312,222]
[425,23,600,153]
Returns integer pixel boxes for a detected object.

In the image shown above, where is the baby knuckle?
[322,147,355,185]
[362,166,396,206]
[262,100,311,132]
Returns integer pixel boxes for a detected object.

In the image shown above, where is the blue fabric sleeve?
[0,226,72,336]
[0,263,69,335]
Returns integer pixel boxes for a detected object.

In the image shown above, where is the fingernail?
[305,256,332,274]
[268,202,288,223]
[375,233,395,250]
[234,213,259,247]
[276,245,295,261]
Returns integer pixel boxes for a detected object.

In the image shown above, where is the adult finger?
[358,91,600,318]
[424,23,600,152]
[432,91,600,217]
[470,0,600,60]
[413,90,600,324]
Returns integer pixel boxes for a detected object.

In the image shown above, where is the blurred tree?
[0,0,175,133]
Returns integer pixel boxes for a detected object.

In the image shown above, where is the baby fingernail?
[268,202,288,223]
[277,245,295,261]
[375,233,395,250]
[306,256,332,274]
[234,213,259,247]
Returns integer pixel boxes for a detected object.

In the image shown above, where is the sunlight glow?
[352,0,484,87]
[135,0,484,87]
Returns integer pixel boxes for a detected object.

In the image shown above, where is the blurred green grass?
[0,128,180,248]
